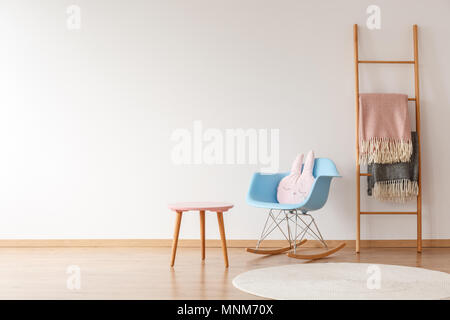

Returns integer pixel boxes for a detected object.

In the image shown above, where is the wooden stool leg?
[200,210,205,260]
[216,212,229,268]
[170,211,183,267]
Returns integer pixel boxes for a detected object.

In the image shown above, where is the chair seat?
[247,199,306,210]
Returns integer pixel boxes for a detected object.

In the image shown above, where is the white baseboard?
[0,239,448,248]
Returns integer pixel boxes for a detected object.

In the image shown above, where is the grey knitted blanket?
[367,132,419,201]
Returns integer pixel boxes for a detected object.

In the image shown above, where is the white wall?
[0,0,449,240]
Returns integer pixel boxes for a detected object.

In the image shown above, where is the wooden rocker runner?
[245,158,345,260]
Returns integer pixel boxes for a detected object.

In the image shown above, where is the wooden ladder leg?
[170,211,183,267]
[413,24,422,253]
[216,212,229,268]
[417,203,422,253]
[354,24,361,254]
[356,212,361,253]
[199,210,206,260]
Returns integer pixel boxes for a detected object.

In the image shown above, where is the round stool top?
[168,202,234,212]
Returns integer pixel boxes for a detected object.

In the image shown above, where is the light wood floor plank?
[0,247,449,299]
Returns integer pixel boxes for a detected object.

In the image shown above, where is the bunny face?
[277,151,315,204]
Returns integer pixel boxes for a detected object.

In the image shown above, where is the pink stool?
[168,202,233,267]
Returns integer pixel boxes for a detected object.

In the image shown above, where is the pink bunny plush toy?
[277,151,315,204]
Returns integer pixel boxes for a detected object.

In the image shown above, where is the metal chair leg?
[247,209,308,255]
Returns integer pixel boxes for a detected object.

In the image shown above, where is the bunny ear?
[303,150,315,173]
[290,154,304,173]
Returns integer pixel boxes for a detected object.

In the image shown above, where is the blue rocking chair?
[246,158,345,259]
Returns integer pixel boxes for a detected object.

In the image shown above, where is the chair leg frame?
[247,209,345,259]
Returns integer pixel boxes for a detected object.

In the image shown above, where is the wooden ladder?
[353,24,422,253]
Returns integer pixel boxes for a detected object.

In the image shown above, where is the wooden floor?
[0,246,449,299]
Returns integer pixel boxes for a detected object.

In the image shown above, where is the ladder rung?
[358,95,416,101]
[358,60,414,64]
[360,211,417,215]
[360,173,371,176]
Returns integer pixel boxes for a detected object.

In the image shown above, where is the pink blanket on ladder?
[359,93,412,164]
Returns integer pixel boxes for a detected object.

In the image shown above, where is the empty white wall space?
[0,0,449,240]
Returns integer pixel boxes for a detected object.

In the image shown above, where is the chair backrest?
[247,158,340,211]
[311,158,340,178]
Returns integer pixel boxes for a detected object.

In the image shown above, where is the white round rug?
[232,263,450,300]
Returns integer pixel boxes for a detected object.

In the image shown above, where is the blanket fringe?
[359,137,412,165]
[373,179,418,202]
